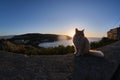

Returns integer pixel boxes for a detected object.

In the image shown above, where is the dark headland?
[8,33,71,46]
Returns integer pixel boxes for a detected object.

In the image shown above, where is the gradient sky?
[0,0,120,37]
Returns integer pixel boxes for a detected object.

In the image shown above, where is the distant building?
[107,25,120,40]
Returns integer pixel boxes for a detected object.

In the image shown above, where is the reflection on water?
[39,38,101,48]
[39,40,73,48]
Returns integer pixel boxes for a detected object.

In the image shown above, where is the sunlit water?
[39,38,101,48]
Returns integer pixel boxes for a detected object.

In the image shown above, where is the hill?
[9,33,71,46]
[0,35,14,39]
[0,39,74,55]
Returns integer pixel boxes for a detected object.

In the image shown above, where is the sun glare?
[69,31,75,37]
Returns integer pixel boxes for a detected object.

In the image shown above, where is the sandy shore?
[0,41,120,80]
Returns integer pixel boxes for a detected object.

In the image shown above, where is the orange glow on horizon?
[65,28,105,38]
[85,33,104,38]
[67,31,104,38]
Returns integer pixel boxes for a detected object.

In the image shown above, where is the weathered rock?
[0,41,120,80]
[72,54,118,80]
[97,41,120,63]
[111,64,120,80]
[0,51,74,80]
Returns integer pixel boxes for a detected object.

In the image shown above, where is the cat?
[73,28,104,57]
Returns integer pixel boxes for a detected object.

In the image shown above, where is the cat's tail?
[89,50,104,57]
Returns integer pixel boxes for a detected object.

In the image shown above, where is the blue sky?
[0,0,120,37]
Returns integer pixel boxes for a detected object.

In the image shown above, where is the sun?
[68,31,75,37]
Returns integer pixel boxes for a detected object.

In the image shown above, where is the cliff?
[107,26,120,40]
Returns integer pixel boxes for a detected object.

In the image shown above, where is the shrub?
[0,37,117,55]
[38,45,74,55]
[90,37,117,49]
[0,39,75,55]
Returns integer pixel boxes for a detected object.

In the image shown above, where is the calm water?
[39,37,101,48]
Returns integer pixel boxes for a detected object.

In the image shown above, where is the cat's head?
[75,28,84,37]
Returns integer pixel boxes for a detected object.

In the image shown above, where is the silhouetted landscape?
[0,26,119,80]
[8,33,71,46]
[0,34,117,56]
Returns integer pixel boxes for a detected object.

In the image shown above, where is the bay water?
[39,37,101,48]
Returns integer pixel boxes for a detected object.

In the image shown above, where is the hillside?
[9,33,72,46]
[0,35,14,39]
[0,39,74,55]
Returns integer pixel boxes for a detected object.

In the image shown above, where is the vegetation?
[0,37,118,55]
[39,45,74,55]
[90,37,118,49]
[0,39,74,55]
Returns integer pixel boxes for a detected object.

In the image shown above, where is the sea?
[39,37,101,48]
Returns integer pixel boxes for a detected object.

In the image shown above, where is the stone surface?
[0,51,74,80]
[0,41,120,80]
[107,26,120,40]
[72,54,118,80]
[97,41,120,63]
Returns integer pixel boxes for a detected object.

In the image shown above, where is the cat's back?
[84,37,89,43]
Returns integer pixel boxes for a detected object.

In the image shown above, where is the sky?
[0,0,120,37]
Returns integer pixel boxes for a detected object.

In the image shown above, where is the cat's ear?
[75,28,78,32]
